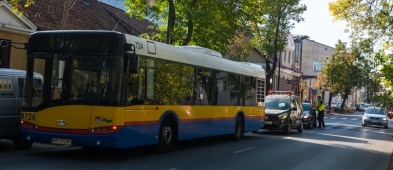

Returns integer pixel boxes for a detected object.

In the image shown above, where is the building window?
[284,50,286,62]
[313,61,323,71]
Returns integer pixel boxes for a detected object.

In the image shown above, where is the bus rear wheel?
[232,116,244,140]
[158,118,174,153]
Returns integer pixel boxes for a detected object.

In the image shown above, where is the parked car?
[355,104,363,111]
[0,69,42,149]
[333,103,355,113]
[359,104,370,112]
[362,107,389,128]
[302,102,317,128]
[263,91,304,134]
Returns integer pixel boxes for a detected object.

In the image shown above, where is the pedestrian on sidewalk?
[316,96,325,129]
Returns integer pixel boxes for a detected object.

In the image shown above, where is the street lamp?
[145,0,171,44]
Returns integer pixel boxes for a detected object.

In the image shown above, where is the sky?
[291,0,350,48]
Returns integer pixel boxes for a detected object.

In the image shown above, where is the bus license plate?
[51,138,72,145]
[265,121,272,125]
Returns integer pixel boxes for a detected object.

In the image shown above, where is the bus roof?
[124,34,266,79]
[28,30,265,79]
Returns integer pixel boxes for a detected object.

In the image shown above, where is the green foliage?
[228,32,253,62]
[124,0,248,53]
[249,0,306,93]
[329,0,393,91]
[323,40,363,107]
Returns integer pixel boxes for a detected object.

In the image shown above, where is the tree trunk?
[328,91,333,114]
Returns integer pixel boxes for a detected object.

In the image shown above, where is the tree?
[250,0,306,94]
[329,0,393,92]
[124,0,250,51]
[323,40,363,112]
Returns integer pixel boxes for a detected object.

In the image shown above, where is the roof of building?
[23,0,155,35]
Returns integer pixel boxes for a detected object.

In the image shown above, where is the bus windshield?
[23,55,123,109]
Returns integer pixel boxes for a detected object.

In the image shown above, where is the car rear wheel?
[385,125,388,129]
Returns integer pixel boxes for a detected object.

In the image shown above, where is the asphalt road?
[1,111,392,170]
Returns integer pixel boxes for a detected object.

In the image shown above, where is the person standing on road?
[317,96,325,129]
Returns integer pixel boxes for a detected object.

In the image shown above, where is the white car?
[362,107,389,128]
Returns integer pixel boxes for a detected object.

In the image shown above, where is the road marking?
[350,118,358,120]
[233,147,254,153]
[341,118,348,120]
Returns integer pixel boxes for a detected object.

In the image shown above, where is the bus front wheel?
[158,118,174,153]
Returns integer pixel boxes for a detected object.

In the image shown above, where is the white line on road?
[350,118,358,120]
[233,147,254,154]
[341,118,348,120]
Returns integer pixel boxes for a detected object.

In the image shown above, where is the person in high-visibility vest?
[317,96,325,128]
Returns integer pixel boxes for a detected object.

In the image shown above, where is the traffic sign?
[286,80,297,84]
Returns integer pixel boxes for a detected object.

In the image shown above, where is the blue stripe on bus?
[20,116,263,149]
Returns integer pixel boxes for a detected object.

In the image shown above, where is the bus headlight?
[278,113,287,119]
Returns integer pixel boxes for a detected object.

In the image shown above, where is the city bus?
[20,30,266,152]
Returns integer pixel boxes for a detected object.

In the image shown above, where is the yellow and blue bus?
[20,30,266,152]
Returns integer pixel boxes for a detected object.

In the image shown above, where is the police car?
[263,91,304,134]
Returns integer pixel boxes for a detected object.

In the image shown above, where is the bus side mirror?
[129,53,139,74]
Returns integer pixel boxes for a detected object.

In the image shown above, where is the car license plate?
[371,120,379,123]
[265,121,272,125]
[51,138,72,145]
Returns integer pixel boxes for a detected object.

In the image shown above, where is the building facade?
[293,35,335,105]
[0,0,37,70]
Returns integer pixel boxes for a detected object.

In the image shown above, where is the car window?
[265,100,289,110]
[302,103,310,111]
[366,108,386,115]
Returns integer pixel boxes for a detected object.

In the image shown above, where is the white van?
[0,68,42,149]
